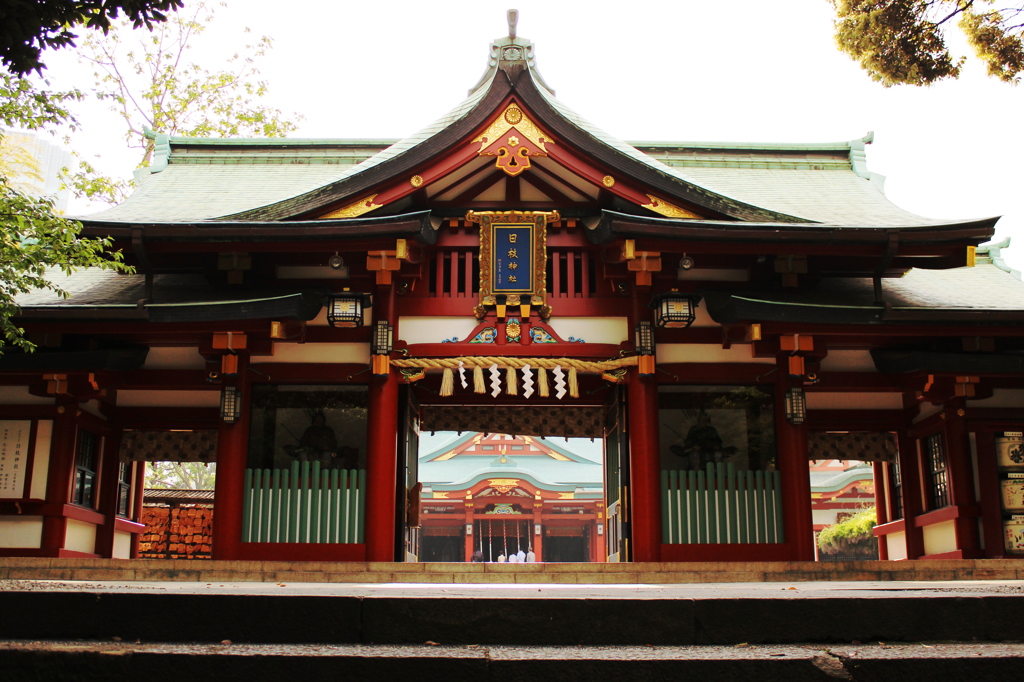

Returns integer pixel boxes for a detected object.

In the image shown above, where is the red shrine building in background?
[3,13,1024,564]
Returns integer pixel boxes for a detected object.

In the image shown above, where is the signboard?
[0,420,31,499]
[468,210,558,319]
[492,224,534,294]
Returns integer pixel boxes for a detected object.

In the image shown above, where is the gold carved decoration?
[410,175,424,188]
[602,175,615,188]
[320,194,383,219]
[489,478,520,494]
[641,194,701,219]
[473,104,553,177]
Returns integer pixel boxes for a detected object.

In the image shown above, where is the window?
[73,431,98,507]
[923,433,950,509]
[247,385,369,471]
[117,460,132,517]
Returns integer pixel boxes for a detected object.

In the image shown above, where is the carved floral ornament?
[474,104,553,177]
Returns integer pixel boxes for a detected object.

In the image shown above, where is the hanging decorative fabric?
[521,364,534,399]
[553,365,567,399]
[489,363,502,397]
[538,367,549,397]
[439,367,454,397]
[458,360,468,389]
[505,366,518,395]
[473,365,486,394]
[568,367,579,399]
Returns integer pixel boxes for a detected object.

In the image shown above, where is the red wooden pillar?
[365,284,399,561]
[896,426,925,559]
[94,429,123,558]
[212,354,251,560]
[627,369,661,563]
[944,401,982,558]
[533,520,543,561]
[464,505,475,561]
[776,378,814,561]
[131,461,146,558]
[974,429,1004,557]
[41,401,77,555]
[872,461,889,560]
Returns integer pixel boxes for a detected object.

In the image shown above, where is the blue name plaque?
[493,224,533,294]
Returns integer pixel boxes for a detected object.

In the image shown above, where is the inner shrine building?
[3,14,1024,565]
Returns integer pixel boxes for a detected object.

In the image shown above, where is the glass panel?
[247,385,369,470]
[658,386,776,472]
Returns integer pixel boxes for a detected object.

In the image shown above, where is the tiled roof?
[810,467,873,493]
[76,33,950,228]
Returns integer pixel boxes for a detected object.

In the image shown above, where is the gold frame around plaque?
[467,210,559,319]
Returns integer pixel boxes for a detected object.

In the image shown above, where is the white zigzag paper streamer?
[553,365,567,400]
[489,363,502,398]
[521,365,534,399]
[458,361,467,389]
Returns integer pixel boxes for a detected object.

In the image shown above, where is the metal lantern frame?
[326,291,371,328]
[650,291,700,328]
[785,386,807,425]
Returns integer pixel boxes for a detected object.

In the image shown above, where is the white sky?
[41,0,1024,271]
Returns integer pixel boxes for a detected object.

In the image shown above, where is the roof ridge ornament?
[468,11,556,96]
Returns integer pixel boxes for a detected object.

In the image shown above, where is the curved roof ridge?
[434,466,574,491]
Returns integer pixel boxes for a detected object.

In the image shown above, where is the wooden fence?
[242,461,365,544]
[661,463,784,544]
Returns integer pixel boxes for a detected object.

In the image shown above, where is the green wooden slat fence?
[661,463,784,544]
[242,463,365,543]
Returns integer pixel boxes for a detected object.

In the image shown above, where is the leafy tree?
[831,0,1024,85]
[0,0,183,76]
[0,73,131,354]
[145,461,216,490]
[68,1,301,204]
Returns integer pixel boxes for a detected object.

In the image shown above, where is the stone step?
[2,640,1023,681]
[3,557,1024,584]
[2,589,1023,646]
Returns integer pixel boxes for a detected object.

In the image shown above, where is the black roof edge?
[871,348,1024,374]
[219,78,516,221]
[703,292,886,325]
[587,210,999,246]
[513,76,806,224]
[0,347,149,372]
[81,211,441,245]
[17,291,325,324]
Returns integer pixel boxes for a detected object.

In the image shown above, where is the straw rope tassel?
[440,367,454,397]
[538,367,549,397]
[506,366,518,395]
[568,367,579,398]
[473,365,486,394]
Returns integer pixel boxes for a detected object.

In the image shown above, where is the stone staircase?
[3,558,1024,679]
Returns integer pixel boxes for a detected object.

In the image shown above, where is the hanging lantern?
[785,387,807,425]
[650,291,700,328]
[220,387,241,424]
[326,291,370,327]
